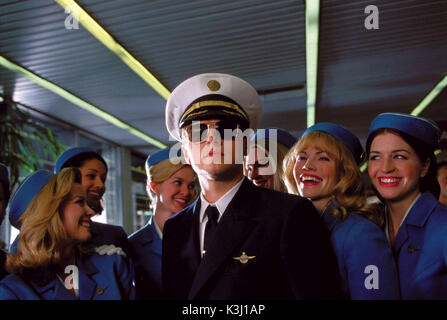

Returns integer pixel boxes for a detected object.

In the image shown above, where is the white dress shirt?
[199,177,245,257]
[152,216,163,240]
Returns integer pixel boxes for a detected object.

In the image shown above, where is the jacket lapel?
[394,192,438,294]
[137,222,161,257]
[393,192,436,255]
[163,199,201,299]
[393,222,409,255]
[34,278,75,300]
[188,179,258,299]
[150,222,162,257]
[176,198,202,267]
[77,252,99,300]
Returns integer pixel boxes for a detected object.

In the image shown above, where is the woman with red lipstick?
[128,147,196,299]
[0,168,134,299]
[366,112,446,299]
[283,122,400,299]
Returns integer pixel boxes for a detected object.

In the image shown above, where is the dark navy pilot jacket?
[128,220,163,299]
[0,250,135,300]
[388,191,447,299]
[162,178,343,300]
[88,221,130,254]
[322,203,400,299]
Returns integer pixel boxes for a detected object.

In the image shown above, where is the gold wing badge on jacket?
[233,252,255,264]
[95,286,108,296]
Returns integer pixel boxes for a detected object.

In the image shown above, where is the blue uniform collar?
[150,220,162,255]
[33,248,99,300]
[137,221,155,245]
[34,277,75,300]
[401,191,438,228]
[134,220,162,255]
[390,191,438,254]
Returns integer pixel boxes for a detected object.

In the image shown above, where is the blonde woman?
[128,147,196,299]
[244,128,296,192]
[0,168,134,300]
[283,122,399,299]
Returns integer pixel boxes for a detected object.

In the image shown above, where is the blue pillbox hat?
[367,113,440,149]
[54,147,101,173]
[145,147,182,171]
[302,122,365,164]
[8,170,54,229]
[251,128,297,149]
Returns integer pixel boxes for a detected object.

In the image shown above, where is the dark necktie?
[203,205,219,254]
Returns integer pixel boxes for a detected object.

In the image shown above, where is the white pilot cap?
[165,73,262,141]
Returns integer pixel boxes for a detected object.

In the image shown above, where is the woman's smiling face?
[61,183,95,243]
[152,166,196,214]
[78,159,107,212]
[368,131,429,203]
[293,145,338,204]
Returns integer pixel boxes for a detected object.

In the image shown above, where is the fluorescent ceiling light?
[305,0,320,127]
[411,75,447,116]
[0,55,167,149]
[55,0,171,101]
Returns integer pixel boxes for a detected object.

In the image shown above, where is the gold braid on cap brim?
[179,100,249,124]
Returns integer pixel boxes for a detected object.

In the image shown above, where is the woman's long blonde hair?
[283,131,381,225]
[6,167,84,285]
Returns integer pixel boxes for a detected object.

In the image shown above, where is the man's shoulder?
[128,223,152,244]
[0,274,35,300]
[87,250,126,267]
[244,183,309,208]
[165,201,197,226]
[89,221,129,249]
[230,181,316,224]
[0,273,25,287]
[92,221,126,234]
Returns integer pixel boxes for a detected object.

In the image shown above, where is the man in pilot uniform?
[162,73,342,300]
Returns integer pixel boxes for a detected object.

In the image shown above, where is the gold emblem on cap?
[233,252,255,264]
[207,80,221,92]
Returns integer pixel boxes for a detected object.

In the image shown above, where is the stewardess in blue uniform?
[9,147,129,256]
[283,122,400,299]
[366,112,447,299]
[128,147,196,299]
[0,168,134,299]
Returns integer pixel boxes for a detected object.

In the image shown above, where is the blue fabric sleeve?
[339,217,400,299]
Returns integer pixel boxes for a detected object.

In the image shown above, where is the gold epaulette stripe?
[180,100,248,123]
